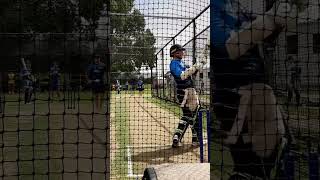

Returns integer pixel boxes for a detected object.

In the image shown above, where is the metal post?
[161,49,165,99]
[150,65,153,96]
[198,111,204,163]
[284,152,295,180]
[67,73,71,109]
[209,1,215,166]
[192,19,198,90]
[172,38,177,102]
[105,1,111,179]
[206,111,211,163]
[0,73,2,114]
[265,46,275,87]
[192,19,197,65]
[309,152,319,180]
[155,56,159,98]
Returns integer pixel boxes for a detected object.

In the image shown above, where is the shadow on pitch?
[130,144,201,164]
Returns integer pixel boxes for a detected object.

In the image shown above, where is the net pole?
[284,152,295,180]
[161,49,165,99]
[106,1,111,177]
[192,19,197,65]
[309,152,319,180]
[198,110,204,163]
[156,56,159,98]
[207,110,211,163]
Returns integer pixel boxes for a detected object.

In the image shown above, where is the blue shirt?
[170,59,186,78]
[87,63,106,82]
[211,0,265,92]
[170,59,193,90]
[137,80,144,88]
[212,0,252,48]
[20,68,32,88]
[20,67,31,80]
[50,64,60,79]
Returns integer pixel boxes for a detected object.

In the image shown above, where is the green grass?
[111,95,130,179]
[1,91,108,180]
[2,95,55,179]
[210,141,234,179]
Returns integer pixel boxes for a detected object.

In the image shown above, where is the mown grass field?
[1,91,108,180]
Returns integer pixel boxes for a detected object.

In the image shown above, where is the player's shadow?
[130,144,201,164]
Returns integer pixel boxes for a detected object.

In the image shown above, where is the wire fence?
[150,0,320,179]
[151,5,210,109]
[1,0,320,179]
[0,0,111,180]
[110,0,211,179]
[208,0,320,179]
[0,73,110,180]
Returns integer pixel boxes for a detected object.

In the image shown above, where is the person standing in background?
[287,56,301,106]
[87,55,107,111]
[8,71,16,95]
[49,61,61,100]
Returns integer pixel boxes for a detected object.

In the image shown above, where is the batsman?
[170,44,206,148]
[211,0,301,179]
[20,58,34,104]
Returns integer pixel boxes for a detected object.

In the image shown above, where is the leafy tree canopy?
[110,0,156,73]
[0,0,108,33]
[0,0,157,73]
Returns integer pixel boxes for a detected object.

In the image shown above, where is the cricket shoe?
[192,137,200,147]
[172,135,181,148]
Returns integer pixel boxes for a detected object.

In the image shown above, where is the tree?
[110,0,157,72]
[0,0,109,33]
[134,29,157,69]
[0,0,108,71]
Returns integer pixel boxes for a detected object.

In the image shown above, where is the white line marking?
[127,140,207,148]
[127,174,143,178]
[127,146,134,176]
[127,144,172,148]
[127,146,144,178]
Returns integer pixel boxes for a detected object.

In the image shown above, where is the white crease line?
[127,174,143,178]
[127,140,208,149]
[127,144,172,148]
[127,146,143,178]
[127,146,134,176]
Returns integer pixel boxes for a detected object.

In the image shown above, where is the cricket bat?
[21,58,27,70]
[21,58,31,76]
